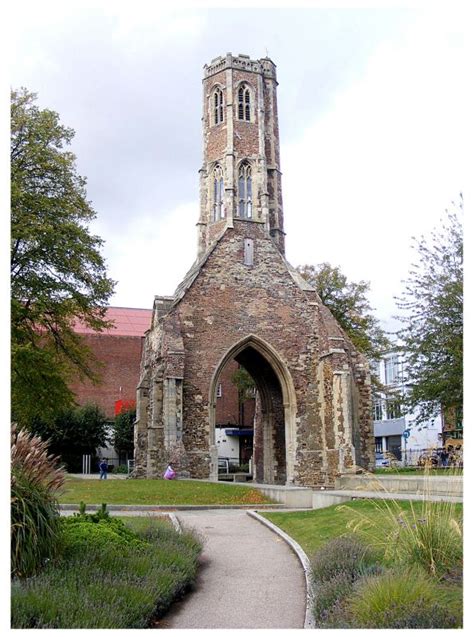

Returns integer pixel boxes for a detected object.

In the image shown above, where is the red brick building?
[71,307,152,419]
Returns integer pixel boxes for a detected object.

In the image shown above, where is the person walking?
[440,448,449,467]
[99,458,108,479]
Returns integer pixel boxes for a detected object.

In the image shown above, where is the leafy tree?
[30,404,110,472]
[231,366,256,427]
[231,366,256,402]
[112,408,136,458]
[395,197,463,424]
[297,262,390,360]
[11,88,115,425]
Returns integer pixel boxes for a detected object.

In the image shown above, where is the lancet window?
[213,165,225,221]
[238,162,252,218]
[213,87,224,125]
[238,85,251,121]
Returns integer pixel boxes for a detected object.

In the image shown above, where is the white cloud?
[283,9,471,326]
[92,200,198,308]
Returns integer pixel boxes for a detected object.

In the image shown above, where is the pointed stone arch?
[208,334,297,484]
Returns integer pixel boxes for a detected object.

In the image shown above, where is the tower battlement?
[203,52,277,81]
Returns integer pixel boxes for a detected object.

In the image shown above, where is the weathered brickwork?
[134,54,374,486]
[70,333,145,419]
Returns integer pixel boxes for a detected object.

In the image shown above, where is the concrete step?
[312,488,463,510]
[335,474,463,497]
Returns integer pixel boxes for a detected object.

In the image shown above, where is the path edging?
[59,503,286,511]
[167,512,182,534]
[247,510,315,629]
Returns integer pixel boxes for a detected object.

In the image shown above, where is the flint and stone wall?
[134,220,373,486]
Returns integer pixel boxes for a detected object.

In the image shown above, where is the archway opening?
[211,341,291,485]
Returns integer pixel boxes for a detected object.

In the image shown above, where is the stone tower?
[197,53,285,257]
[134,53,374,486]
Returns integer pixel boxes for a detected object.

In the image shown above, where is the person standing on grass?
[440,448,449,467]
[99,458,108,479]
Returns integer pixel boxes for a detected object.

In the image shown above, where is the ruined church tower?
[134,54,374,486]
[197,53,285,256]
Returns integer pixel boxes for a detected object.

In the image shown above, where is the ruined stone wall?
[136,53,373,485]
[137,220,372,485]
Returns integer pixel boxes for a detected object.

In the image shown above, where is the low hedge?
[11,512,202,628]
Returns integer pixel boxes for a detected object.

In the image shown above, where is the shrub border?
[247,511,314,629]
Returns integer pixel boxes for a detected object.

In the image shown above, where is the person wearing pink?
[163,464,176,480]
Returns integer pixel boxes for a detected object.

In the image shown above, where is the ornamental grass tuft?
[348,567,461,628]
[337,465,463,577]
[11,425,66,578]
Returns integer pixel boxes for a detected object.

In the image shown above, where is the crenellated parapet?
[203,53,277,81]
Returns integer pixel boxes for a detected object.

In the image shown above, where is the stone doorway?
[209,336,297,485]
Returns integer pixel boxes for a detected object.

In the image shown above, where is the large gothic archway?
[208,335,297,485]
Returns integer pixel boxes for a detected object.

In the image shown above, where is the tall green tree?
[112,408,136,459]
[30,404,110,472]
[11,88,115,425]
[297,262,390,360]
[395,197,463,424]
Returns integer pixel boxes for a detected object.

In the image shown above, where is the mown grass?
[11,516,202,628]
[59,477,273,505]
[262,499,463,556]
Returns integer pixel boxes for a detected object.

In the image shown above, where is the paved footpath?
[157,509,306,630]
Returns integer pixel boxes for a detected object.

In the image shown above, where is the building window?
[213,165,224,221]
[373,399,384,421]
[386,435,402,461]
[238,162,252,218]
[216,383,222,398]
[386,399,402,420]
[238,85,251,121]
[370,360,381,380]
[384,354,401,385]
[213,87,224,125]
[375,437,383,453]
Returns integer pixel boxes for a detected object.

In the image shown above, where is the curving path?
[157,510,306,629]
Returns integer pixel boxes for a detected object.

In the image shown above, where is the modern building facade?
[372,352,443,464]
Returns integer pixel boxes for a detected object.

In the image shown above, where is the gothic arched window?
[238,85,251,121]
[238,162,252,218]
[213,87,224,125]
[213,165,225,221]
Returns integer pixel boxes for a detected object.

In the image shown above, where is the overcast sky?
[9,3,472,332]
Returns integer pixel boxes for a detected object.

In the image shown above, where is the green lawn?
[59,477,273,505]
[262,500,463,556]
